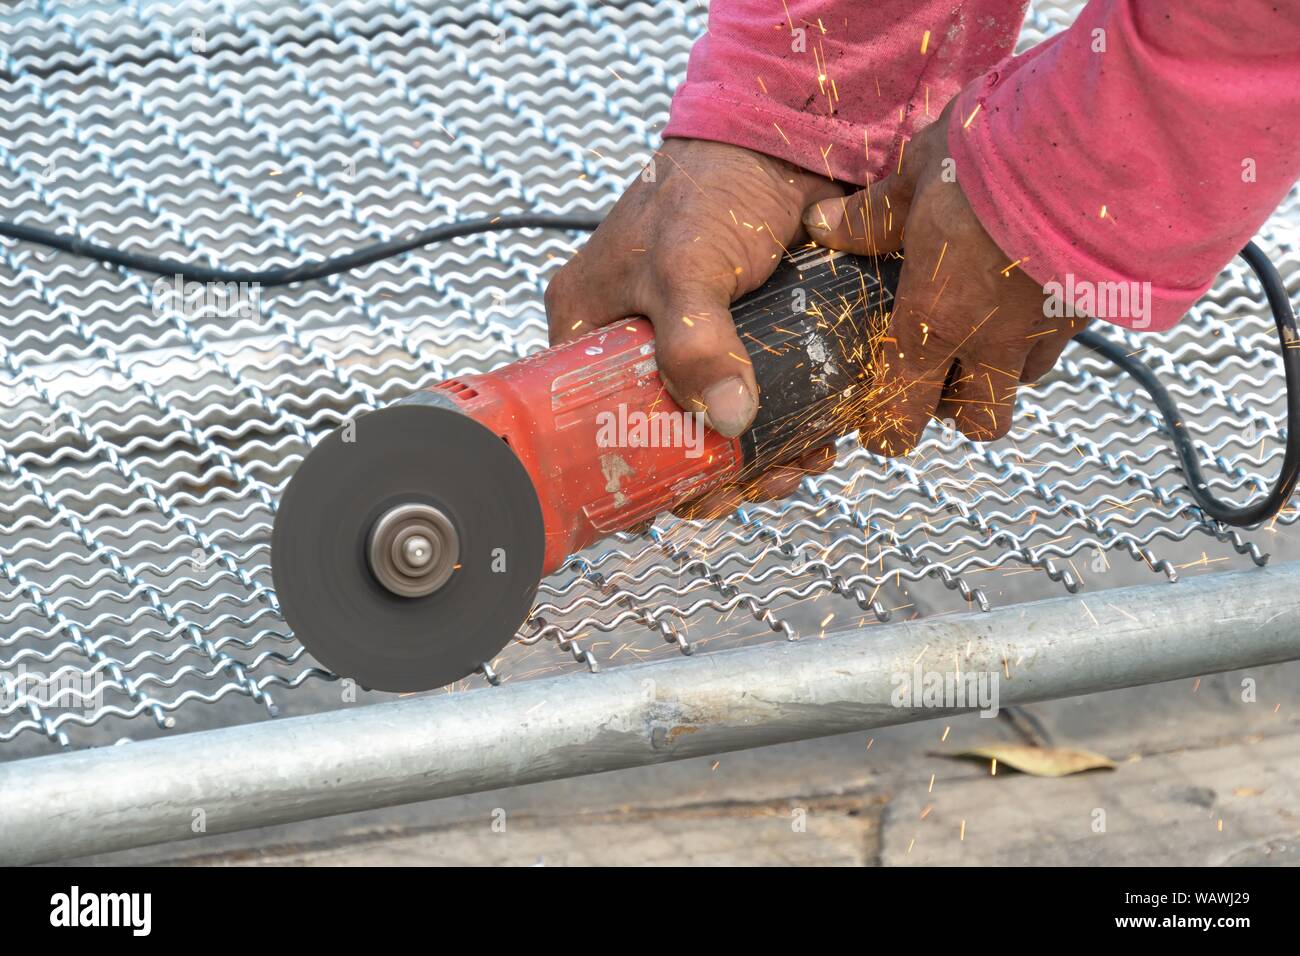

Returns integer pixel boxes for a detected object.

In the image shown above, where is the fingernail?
[803,200,843,235]
[701,376,757,438]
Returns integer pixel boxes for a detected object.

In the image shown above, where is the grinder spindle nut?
[368,503,460,597]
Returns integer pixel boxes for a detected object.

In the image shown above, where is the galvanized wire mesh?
[1,0,1297,755]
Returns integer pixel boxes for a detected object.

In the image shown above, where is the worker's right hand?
[545,138,844,514]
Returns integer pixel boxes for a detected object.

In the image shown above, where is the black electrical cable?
[0,214,606,286]
[1,216,1295,527]
[1073,242,1299,527]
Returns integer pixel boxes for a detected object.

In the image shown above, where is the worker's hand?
[545,137,845,514]
[803,100,1085,455]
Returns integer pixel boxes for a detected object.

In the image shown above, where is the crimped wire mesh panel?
[1,0,1297,756]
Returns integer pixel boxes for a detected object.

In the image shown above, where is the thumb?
[650,286,759,439]
[802,172,913,256]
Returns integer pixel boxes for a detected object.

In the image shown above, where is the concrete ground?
[61,657,1300,866]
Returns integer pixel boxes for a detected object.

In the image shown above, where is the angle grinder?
[271,247,901,691]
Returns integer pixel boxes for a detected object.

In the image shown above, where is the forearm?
[663,0,1028,184]
[949,0,1300,331]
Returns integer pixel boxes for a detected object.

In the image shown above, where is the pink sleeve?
[948,0,1300,331]
[663,0,1029,185]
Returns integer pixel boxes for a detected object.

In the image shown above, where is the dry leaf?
[935,744,1116,777]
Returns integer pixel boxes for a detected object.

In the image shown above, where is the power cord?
[0,214,605,286]
[1074,242,1299,527]
[1,215,1294,527]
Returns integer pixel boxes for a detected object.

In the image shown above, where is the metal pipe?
[4,562,1300,865]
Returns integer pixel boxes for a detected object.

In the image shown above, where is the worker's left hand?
[544,137,847,519]
[802,98,1085,457]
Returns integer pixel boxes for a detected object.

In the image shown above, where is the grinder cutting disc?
[271,396,545,692]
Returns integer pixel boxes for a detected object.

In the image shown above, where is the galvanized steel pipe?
[3,561,1300,865]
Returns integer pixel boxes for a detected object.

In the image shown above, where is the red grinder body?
[424,320,741,573]
[411,247,900,575]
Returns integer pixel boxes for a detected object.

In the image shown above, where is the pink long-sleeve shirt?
[663,0,1300,332]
